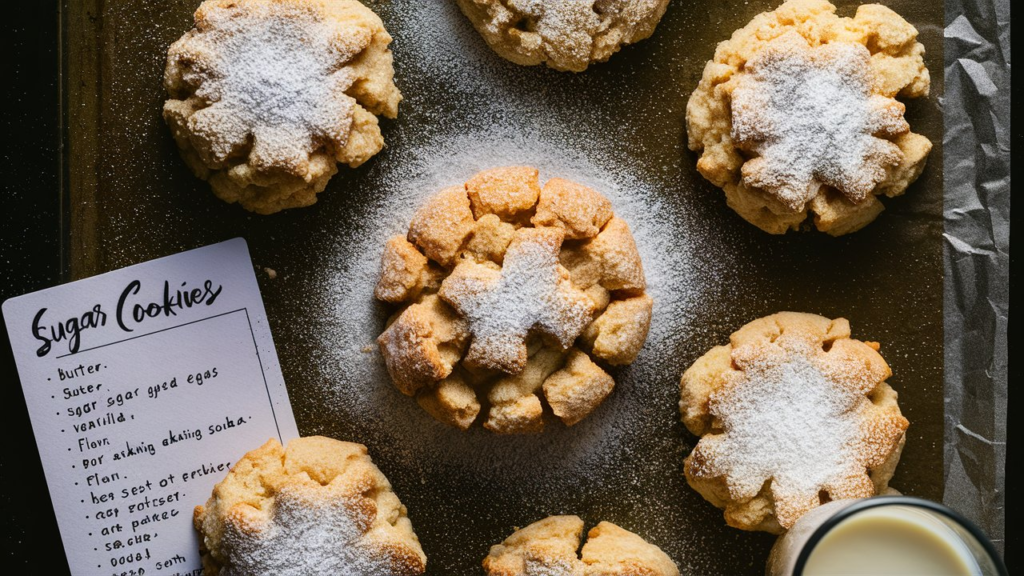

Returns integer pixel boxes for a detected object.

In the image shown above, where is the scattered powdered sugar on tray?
[301,1,727,571]
[309,126,715,480]
[64,0,946,572]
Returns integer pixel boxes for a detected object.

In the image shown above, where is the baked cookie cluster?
[375,167,653,433]
[163,0,401,214]
[686,0,931,235]
[679,312,909,533]
[483,515,679,576]
[456,0,670,72]
[194,436,426,575]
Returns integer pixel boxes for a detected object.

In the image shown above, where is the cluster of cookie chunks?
[374,167,653,433]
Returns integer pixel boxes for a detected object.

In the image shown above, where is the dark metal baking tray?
[61,0,944,573]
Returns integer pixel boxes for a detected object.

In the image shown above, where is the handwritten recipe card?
[3,238,299,576]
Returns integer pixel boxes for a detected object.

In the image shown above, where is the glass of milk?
[766,496,1007,576]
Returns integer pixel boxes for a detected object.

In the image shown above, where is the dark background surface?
[0,0,1013,574]
[1,0,64,572]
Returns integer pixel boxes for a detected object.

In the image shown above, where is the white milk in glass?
[802,505,981,576]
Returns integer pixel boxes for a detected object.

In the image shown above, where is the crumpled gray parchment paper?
[942,0,1010,552]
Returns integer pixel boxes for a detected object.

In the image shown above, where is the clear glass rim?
[792,496,1008,576]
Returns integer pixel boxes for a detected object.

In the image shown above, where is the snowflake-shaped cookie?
[482,515,679,576]
[194,437,426,575]
[731,31,909,211]
[163,0,401,214]
[686,0,932,235]
[679,313,908,533]
[375,167,653,433]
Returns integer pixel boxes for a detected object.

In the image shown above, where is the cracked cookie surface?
[194,436,426,575]
[686,0,931,235]
[679,312,908,533]
[163,0,401,214]
[483,515,679,576]
[455,0,670,72]
[375,167,653,433]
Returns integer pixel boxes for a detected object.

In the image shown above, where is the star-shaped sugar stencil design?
[730,31,909,210]
[439,227,594,374]
[178,5,360,169]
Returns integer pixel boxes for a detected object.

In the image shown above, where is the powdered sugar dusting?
[730,32,907,210]
[523,558,580,576]
[304,1,724,571]
[440,228,594,374]
[503,0,598,52]
[220,487,391,576]
[309,126,714,474]
[463,0,668,72]
[170,4,358,167]
[703,344,861,502]
[58,0,944,572]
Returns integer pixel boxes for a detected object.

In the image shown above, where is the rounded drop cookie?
[163,0,401,214]
[375,167,654,433]
[686,0,931,235]
[193,436,426,575]
[679,312,909,533]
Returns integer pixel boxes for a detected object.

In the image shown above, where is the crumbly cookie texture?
[164,0,401,214]
[483,515,680,576]
[376,167,653,433]
[456,0,670,72]
[194,436,426,575]
[686,0,931,235]
[679,312,909,533]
